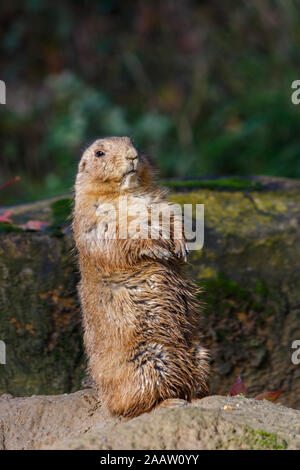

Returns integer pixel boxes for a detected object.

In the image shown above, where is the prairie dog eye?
[95,150,105,157]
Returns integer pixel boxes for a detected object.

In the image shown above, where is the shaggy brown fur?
[73,136,210,418]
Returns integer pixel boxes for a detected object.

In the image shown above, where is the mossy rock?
[0,197,84,396]
[170,176,300,409]
[0,176,299,408]
[163,176,263,191]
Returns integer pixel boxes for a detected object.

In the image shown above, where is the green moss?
[254,279,269,296]
[243,428,287,450]
[202,274,249,303]
[250,338,261,348]
[170,189,300,241]
[45,198,73,236]
[164,177,263,191]
[50,198,73,225]
[0,223,24,234]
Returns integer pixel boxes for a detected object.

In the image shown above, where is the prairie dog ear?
[79,158,87,172]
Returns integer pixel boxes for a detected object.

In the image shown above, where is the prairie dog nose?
[126,152,138,161]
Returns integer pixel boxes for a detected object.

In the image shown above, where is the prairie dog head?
[76,136,153,195]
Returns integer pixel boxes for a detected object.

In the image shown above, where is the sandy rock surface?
[0,389,299,450]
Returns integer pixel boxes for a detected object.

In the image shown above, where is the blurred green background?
[1,0,300,205]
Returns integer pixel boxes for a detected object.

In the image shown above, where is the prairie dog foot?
[156,398,189,410]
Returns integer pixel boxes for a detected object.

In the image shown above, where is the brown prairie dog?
[73,136,210,418]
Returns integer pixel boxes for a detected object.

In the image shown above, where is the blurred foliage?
[1,0,300,204]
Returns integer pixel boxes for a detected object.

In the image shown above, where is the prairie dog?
[73,136,210,418]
